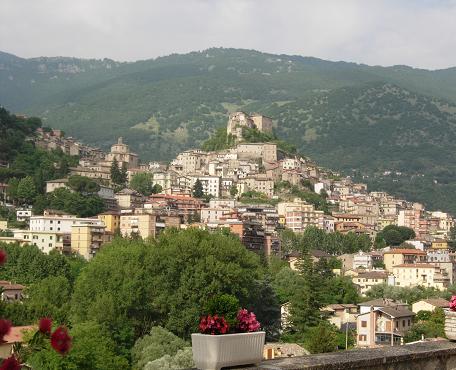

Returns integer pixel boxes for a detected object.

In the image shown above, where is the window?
[395,321,399,328]
[358,334,367,341]
[361,321,367,328]
[402,320,405,327]
[408,319,411,326]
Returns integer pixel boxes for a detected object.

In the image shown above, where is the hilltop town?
[1,109,456,351]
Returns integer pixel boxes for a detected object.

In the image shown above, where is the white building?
[190,176,221,198]
[29,211,98,234]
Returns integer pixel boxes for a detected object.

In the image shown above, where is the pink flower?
[0,250,7,265]
[236,309,260,332]
[450,296,456,311]
[38,317,52,335]
[199,315,229,335]
[0,319,12,342]
[50,326,72,354]
[0,356,21,370]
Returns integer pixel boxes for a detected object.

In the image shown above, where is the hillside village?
[1,110,456,349]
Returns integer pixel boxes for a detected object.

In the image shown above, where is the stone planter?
[191,331,265,370]
[444,309,456,340]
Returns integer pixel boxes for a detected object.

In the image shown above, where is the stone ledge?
[190,340,456,370]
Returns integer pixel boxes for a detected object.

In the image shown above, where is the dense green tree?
[365,284,442,304]
[143,347,194,370]
[130,173,154,196]
[151,183,162,194]
[304,321,338,354]
[110,158,123,185]
[192,179,204,198]
[67,175,100,194]
[25,275,72,324]
[404,308,445,342]
[17,176,37,204]
[0,243,72,285]
[229,185,238,197]
[27,321,129,370]
[376,225,416,246]
[120,162,128,185]
[43,188,105,217]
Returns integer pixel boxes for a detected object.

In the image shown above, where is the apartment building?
[277,199,324,232]
[383,249,427,272]
[71,221,112,260]
[12,230,66,254]
[392,263,450,290]
[352,271,388,296]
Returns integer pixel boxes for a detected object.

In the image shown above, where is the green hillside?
[2,48,456,212]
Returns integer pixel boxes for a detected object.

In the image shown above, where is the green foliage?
[143,347,194,370]
[365,284,443,304]
[25,275,72,325]
[0,243,72,285]
[376,225,416,246]
[271,267,304,304]
[204,294,239,327]
[17,176,37,204]
[304,321,338,354]
[130,173,154,196]
[280,226,371,255]
[404,308,445,342]
[110,158,123,186]
[67,175,100,194]
[132,326,187,370]
[35,188,105,217]
[202,127,236,151]
[70,228,263,356]
[192,179,204,198]
[229,185,238,197]
[26,321,129,370]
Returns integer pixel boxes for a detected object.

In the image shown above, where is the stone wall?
[191,340,456,370]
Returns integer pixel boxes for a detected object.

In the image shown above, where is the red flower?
[38,317,52,335]
[0,319,12,342]
[0,356,21,370]
[0,250,6,265]
[450,296,456,311]
[236,309,260,333]
[50,326,72,354]
[199,314,229,335]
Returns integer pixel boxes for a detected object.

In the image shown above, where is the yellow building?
[352,271,388,296]
[71,222,112,260]
[383,249,427,272]
[431,239,449,250]
[120,212,156,239]
[392,263,450,290]
[98,211,120,233]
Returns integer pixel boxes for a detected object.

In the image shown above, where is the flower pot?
[191,331,265,370]
[444,309,456,340]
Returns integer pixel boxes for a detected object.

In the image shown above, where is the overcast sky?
[2,0,456,70]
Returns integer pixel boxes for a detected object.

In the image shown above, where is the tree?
[25,275,72,324]
[272,267,304,304]
[71,229,263,349]
[110,158,123,185]
[120,162,128,185]
[151,183,163,194]
[289,254,324,334]
[229,185,238,197]
[304,321,338,354]
[130,173,154,196]
[376,225,416,246]
[404,308,445,342]
[132,326,187,370]
[67,175,100,194]
[26,321,129,370]
[192,179,204,198]
[17,176,37,204]
[144,347,194,370]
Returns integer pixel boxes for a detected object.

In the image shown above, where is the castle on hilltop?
[226,112,273,141]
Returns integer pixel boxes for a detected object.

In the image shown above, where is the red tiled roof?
[3,326,35,344]
[384,249,426,255]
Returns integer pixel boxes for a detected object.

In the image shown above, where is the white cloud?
[1,0,455,69]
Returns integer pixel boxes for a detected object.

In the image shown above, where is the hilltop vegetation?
[3,48,456,211]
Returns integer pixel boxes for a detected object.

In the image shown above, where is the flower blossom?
[236,309,260,332]
[0,250,6,265]
[50,326,72,354]
[450,296,456,311]
[38,317,53,335]
[199,314,229,335]
[0,356,21,370]
[0,319,12,342]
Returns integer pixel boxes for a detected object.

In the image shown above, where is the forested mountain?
[2,48,456,212]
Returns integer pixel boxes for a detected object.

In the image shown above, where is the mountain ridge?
[3,47,456,212]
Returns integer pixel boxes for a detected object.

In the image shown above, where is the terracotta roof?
[359,298,408,307]
[393,264,440,268]
[378,306,415,318]
[355,271,388,279]
[0,281,25,290]
[3,326,35,344]
[384,248,426,255]
[420,298,450,308]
